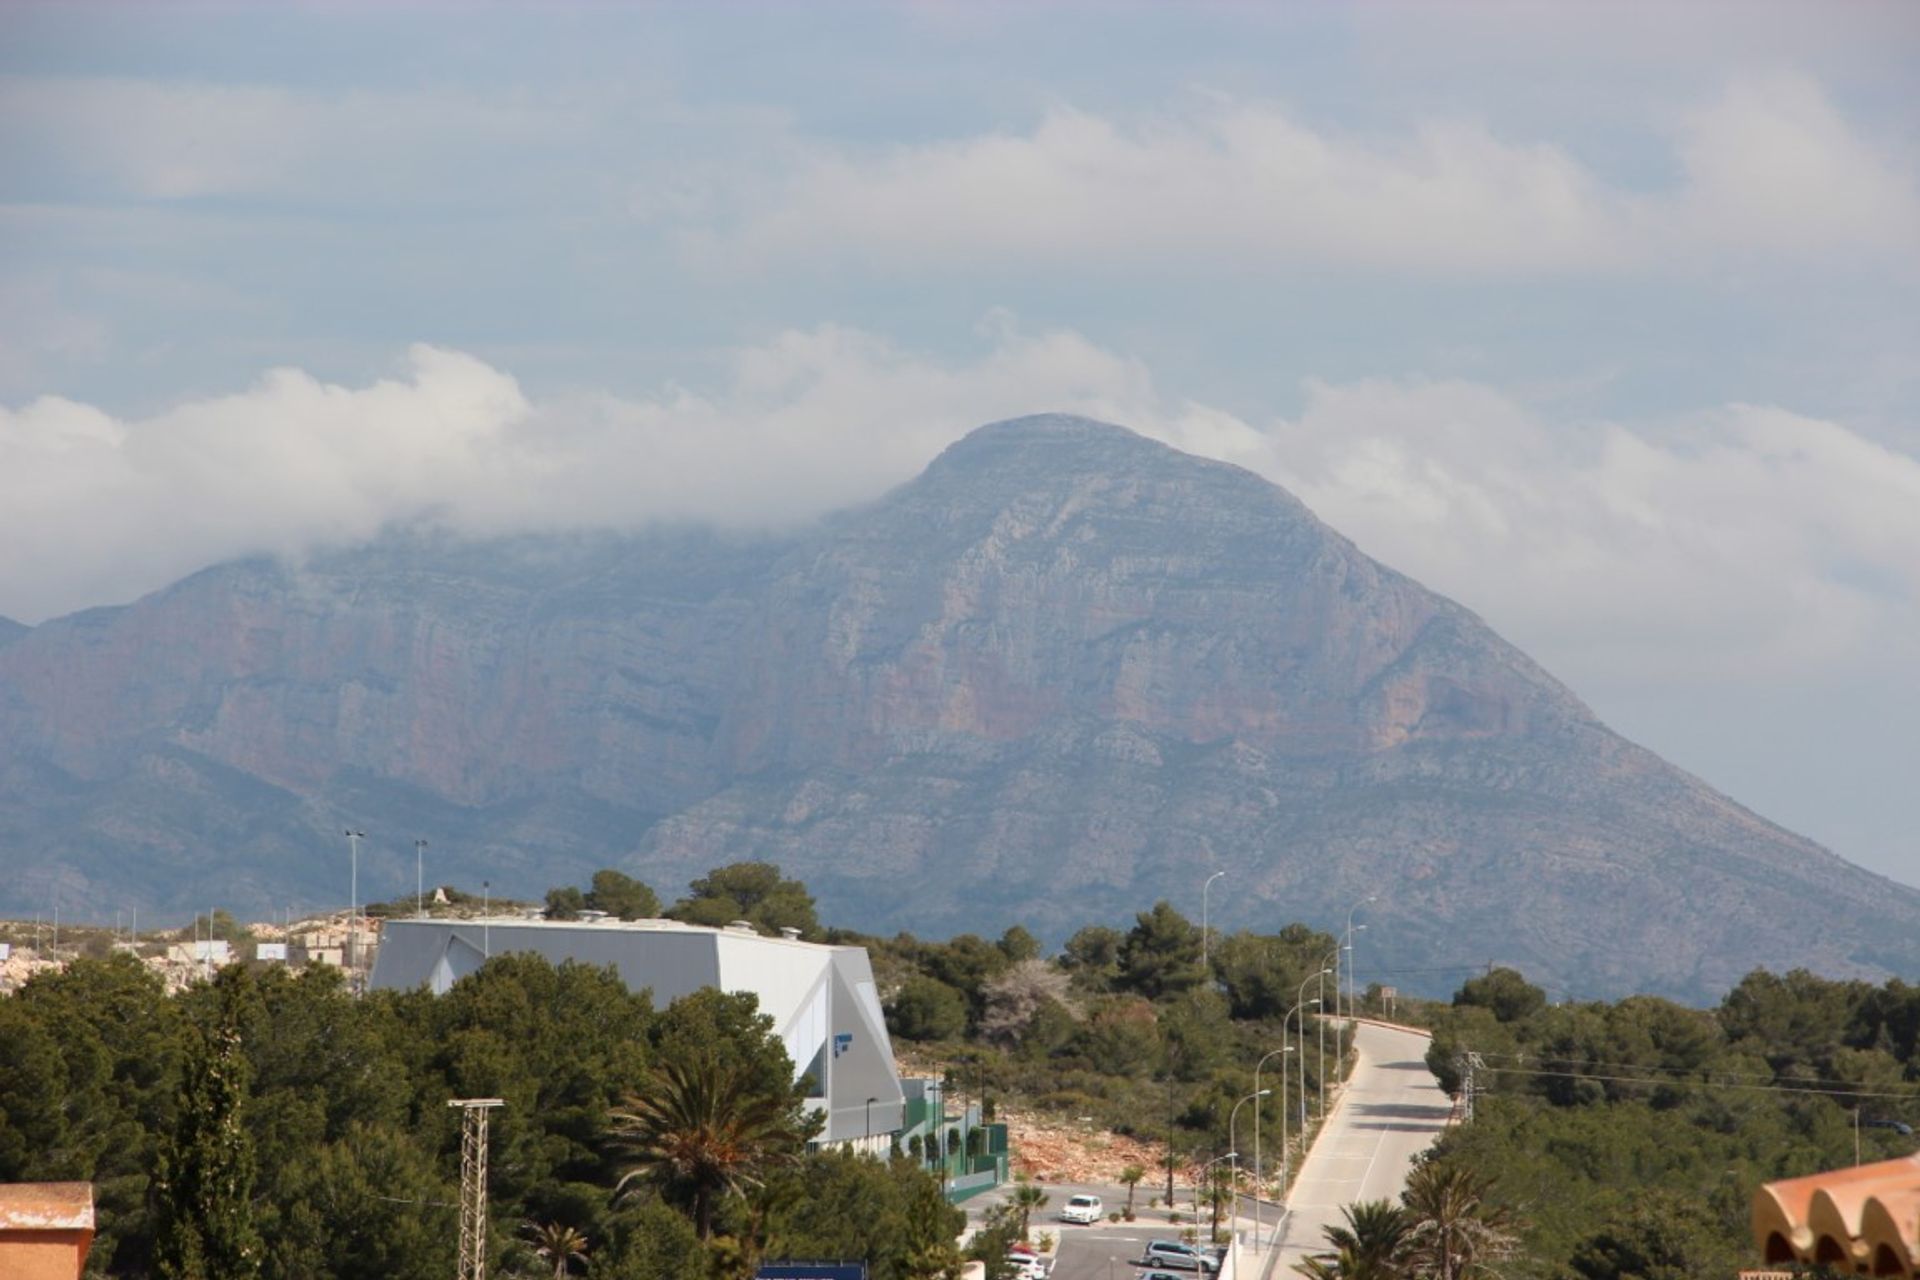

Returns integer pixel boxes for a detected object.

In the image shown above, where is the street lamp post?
[1279,1039,1296,1229]
[1318,948,1339,1118]
[1335,895,1376,1072]
[1195,1151,1238,1237]
[1345,896,1377,1026]
[1229,1089,1270,1249]
[1289,994,1322,1137]
[1253,1045,1292,1251]
[1201,870,1226,973]
[482,880,491,957]
[1297,969,1329,1130]
[344,829,365,973]
[415,838,428,918]
[1337,925,1368,1073]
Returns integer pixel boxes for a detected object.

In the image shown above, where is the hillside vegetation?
[4,862,1915,1279]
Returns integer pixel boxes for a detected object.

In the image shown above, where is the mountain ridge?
[1,414,1912,1000]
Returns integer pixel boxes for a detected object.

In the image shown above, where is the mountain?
[2,415,1914,1000]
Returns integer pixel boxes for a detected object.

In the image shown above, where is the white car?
[1059,1194,1103,1225]
[1005,1257,1047,1280]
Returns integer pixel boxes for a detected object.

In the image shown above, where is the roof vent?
[780,927,801,941]
[727,920,756,933]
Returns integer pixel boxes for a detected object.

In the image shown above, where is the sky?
[1,1,1917,887]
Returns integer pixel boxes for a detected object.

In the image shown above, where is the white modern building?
[368,917,905,1149]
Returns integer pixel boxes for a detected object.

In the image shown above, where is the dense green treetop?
[667,862,820,938]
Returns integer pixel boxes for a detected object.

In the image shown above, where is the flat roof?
[380,916,853,952]
[0,1183,95,1231]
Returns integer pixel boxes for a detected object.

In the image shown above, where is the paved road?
[1006,1182,1223,1280]
[1263,1022,1452,1278]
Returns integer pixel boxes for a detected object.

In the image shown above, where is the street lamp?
[1297,969,1330,1130]
[1194,1151,1238,1231]
[1279,1037,1304,1237]
[1201,870,1226,972]
[866,1096,878,1147]
[1229,1089,1270,1248]
[415,838,428,918]
[1345,896,1377,1024]
[1289,995,1322,1136]
[1334,895,1374,1073]
[1318,948,1339,1119]
[344,829,365,973]
[1253,1046,1292,1251]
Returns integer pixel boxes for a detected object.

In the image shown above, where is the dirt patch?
[999,1107,1167,1185]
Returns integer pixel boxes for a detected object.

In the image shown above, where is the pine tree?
[152,970,262,1280]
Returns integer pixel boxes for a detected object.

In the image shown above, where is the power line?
[1478,1063,1920,1103]
[1476,1050,1920,1095]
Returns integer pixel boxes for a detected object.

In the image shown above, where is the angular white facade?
[368,918,904,1146]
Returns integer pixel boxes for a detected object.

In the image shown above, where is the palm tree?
[1009,1179,1050,1241]
[523,1221,590,1279]
[1120,1164,1146,1215]
[1294,1200,1411,1280]
[609,1051,809,1239]
[1400,1163,1517,1280]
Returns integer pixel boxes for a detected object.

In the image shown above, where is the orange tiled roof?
[1752,1156,1920,1277]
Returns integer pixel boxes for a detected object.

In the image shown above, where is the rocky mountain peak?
[1,416,1915,1000]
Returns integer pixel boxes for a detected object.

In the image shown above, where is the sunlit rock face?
[2,414,1914,1001]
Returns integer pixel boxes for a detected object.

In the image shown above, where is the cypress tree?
[153,969,262,1280]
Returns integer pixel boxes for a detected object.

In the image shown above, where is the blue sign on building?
[759,1264,868,1280]
[832,1032,853,1058]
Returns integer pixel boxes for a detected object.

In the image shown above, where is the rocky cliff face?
[2,415,1912,999]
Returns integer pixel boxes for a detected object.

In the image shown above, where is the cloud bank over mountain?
[4,333,1915,712]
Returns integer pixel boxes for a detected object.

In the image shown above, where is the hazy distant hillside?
[2,415,1913,1000]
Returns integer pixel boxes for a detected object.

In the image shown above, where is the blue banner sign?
[759,1264,867,1280]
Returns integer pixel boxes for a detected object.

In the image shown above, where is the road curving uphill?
[1265,1021,1453,1279]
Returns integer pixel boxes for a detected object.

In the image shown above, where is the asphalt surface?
[972,1022,1449,1280]
[1262,1021,1452,1278]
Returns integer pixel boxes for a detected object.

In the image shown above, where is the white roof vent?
[780,927,801,941]
[726,920,757,933]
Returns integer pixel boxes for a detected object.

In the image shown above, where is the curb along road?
[1257,1021,1451,1280]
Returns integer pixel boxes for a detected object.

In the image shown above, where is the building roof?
[368,917,904,1146]
[0,1182,95,1232]
[1753,1155,1920,1276]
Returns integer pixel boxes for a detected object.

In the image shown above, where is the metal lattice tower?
[449,1098,504,1280]
[1459,1053,1487,1123]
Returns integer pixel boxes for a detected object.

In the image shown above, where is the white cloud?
[0,327,1153,622]
[3,329,1915,708]
[1189,381,1920,686]
[715,75,1918,277]
[1667,73,1920,257]
[0,76,580,204]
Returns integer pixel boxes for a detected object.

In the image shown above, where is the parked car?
[1059,1194,1103,1224]
[1142,1241,1219,1273]
[1004,1256,1047,1280]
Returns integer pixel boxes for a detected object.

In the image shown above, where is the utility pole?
[449,1098,504,1280]
[416,839,428,918]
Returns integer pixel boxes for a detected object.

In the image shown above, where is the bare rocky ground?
[1001,1107,1168,1185]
